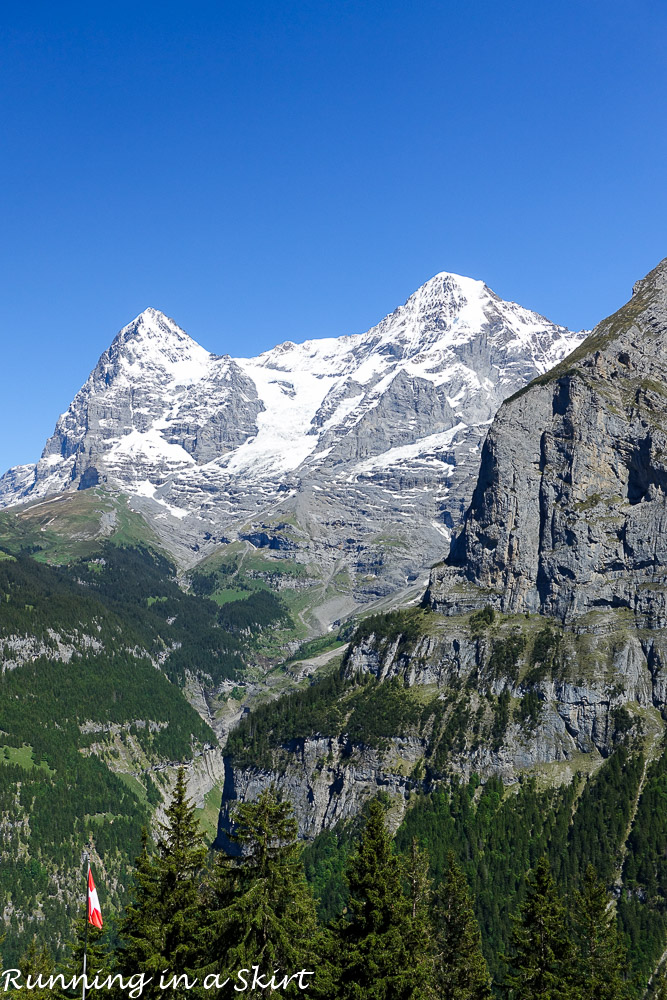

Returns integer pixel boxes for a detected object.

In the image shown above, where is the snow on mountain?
[0,273,585,621]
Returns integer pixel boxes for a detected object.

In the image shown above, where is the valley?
[3,261,667,990]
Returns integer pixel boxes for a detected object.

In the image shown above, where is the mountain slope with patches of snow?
[0,273,585,623]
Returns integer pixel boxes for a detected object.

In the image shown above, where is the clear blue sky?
[2,0,666,472]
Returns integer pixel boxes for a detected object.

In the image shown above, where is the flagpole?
[82,851,89,1000]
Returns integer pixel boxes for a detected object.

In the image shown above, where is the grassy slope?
[0,489,162,564]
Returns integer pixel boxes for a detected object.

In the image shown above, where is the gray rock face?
[0,631,104,672]
[438,258,667,625]
[219,606,667,838]
[217,735,425,847]
[162,362,264,463]
[0,464,34,498]
[154,747,226,819]
[0,275,584,620]
[347,614,665,738]
[313,370,456,464]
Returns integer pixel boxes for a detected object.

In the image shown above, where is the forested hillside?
[8,773,667,999]
[297,736,667,988]
[0,540,292,964]
[7,533,665,984]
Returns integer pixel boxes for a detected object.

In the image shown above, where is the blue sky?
[1,0,666,472]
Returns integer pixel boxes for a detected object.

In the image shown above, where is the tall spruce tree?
[406,837,432,921]
[504,856,578,1000]
[573,865,630,1000]
[205,786,319,998]
[156,769,208,976]
[432,852,491,1000]
[115,829,163,988]
[335,798,432,1000]
[117,769,207,997]
[403,838,437,999]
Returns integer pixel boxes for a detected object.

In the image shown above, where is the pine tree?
[117,769,207,996]
[403,838,437,999]
[573,865,630,1000]
[432,852,491,1000]
[504,856,578,1000]
[116,829,163,987]
[406,837,432,921]
[14,939,59,1000]
[157,768,208,975]
[335,798,432,1000]
[63,915,111,992]
[205,786,319,998]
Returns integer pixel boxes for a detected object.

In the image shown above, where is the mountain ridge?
[0,272,585,624]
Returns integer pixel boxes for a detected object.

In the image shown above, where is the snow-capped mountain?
[0,273,585,623]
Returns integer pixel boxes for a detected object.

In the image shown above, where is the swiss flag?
[87,868,103,929]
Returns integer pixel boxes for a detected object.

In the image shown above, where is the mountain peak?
[421,270,486,292]
[401,271,486,312]
[136,306,162,321]
[119,307,192,343]
[107,308,212,382]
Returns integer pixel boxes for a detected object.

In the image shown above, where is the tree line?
[7,769,666,1000]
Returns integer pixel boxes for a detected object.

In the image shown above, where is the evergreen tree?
[63,915,111,993]
[157,769,208,975]
[406,837,432,921]
[573,865,630,1000]
[205,786,319,998]
[117,769,207,996]
[335,798,432,1000]
[14,939,59,1000]
[403,838,437,999]
[115,829,163,987]
[432,852,491,1000]
[504,856,578,1000]
[651,969,667,1000]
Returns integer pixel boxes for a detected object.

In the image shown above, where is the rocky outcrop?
[0,630,104,672]
[437,258,667,625]
[217,735,424,847]
[347,610,664,745]
[153,745,226,826]
[218,602,667,838]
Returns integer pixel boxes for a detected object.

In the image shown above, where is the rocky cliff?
[218,602,666,841]
[437,258,667,625]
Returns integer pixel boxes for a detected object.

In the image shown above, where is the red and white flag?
[87,868,103,929]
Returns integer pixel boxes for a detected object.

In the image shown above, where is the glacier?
[0,272,585,624]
